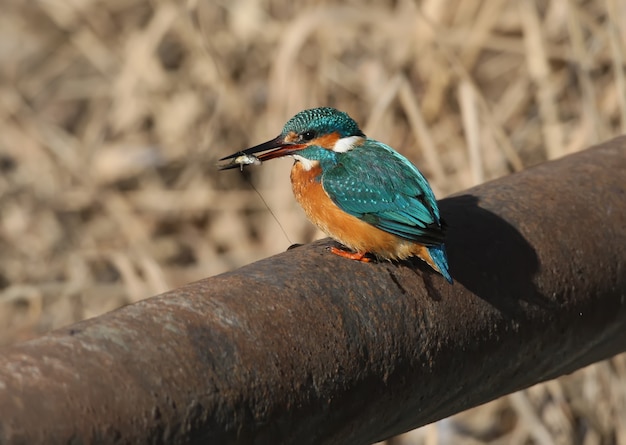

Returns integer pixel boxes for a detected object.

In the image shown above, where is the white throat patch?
[332,136,363,153]
[292,154,318,171]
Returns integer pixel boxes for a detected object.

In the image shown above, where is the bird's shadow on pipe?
[435,194,552,314]
[287,193,549,315]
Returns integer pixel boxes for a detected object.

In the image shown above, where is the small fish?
[218,153,262,171]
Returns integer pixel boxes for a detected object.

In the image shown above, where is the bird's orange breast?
[290,161,437,266]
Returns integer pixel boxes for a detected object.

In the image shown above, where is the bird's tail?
[427,245,453,284]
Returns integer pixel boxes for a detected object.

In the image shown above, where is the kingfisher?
[219,107,452,283]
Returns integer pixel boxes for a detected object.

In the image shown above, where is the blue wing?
[321,139,445,246]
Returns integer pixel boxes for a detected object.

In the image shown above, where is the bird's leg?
[330,247,372,263]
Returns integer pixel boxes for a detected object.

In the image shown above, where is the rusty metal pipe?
[0,137,625,445]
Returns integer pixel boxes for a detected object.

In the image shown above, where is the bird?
[219,107,452,283]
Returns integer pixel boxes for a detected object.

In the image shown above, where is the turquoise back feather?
[317,139,445,247]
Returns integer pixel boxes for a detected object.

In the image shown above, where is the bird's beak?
[218,135,306,170]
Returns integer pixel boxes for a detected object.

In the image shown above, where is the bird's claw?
[330,246,372,262]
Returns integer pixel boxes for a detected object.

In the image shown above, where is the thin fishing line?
[243,175,293,245]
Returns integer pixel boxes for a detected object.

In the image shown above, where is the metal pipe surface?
[0,137,625,445]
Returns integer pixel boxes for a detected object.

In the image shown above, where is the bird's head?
[220,107,365,170]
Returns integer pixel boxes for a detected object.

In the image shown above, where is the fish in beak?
[218,135,306,170]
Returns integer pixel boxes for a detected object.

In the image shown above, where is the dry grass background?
[0,0,625,443]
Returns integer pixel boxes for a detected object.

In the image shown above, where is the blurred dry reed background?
[0,0,625,443]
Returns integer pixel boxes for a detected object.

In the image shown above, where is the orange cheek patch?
[283,131,298,143]
[308,132,340,150]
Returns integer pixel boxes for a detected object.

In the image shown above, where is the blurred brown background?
[0,0,625,443]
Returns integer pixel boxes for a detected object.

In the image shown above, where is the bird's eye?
[301,131,316,141]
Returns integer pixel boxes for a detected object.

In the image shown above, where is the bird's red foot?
[330,247,371,262]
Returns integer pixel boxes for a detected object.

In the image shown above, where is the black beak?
[218,135,306,170]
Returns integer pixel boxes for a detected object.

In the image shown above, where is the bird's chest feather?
[290,162,326,218]
[289,161,382,247]
[290,160,355,238]
[288,159,429,260]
